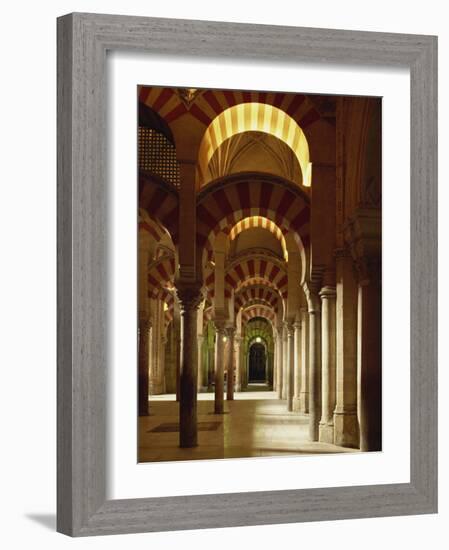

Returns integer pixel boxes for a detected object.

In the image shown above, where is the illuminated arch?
[229,216,288,261]
[198,103,312,188]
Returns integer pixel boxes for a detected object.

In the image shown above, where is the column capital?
[303,283,321,314]
[283,320,294,336]
[139,312,152,326]
[344,207,381,285]
[319,285,337,300]
[176,282,203,311]
[213,319,227,334]
[225,326,235,339]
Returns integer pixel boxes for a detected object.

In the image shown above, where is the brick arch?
[147,255,176,299]
[139,208,171,245]
[139,172,179,244]
[225,256,288,300]
[202,256,287,302]
[242,305,277,325]
[234,285,281,315]
[196,173,309,268]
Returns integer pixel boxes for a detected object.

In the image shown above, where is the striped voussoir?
[147,256,176,299]
[196,175,309,261]
[242,306,277,328]
[234,285,281,315]
[139,172,179,244]
[139,87,321,134]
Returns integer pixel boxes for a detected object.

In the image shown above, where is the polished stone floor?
[138,388,357,463]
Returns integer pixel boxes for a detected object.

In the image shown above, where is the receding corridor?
[137,86,382,461]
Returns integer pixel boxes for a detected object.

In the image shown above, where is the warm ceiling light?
[198,102,312,187]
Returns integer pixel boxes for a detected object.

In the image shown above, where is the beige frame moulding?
[57,12,438,536]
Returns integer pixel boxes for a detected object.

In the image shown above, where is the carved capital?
[319,285,337,300]
[176,282,203,311]
[302,282,321,313]
[283,320,294,337]
[344,207,381,284]
[213,319,227,335]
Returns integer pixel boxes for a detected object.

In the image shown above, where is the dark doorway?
[249,343,266,382]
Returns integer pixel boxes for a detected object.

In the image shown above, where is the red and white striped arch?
[197,174,309,266]
[225,257,288,299]
[234,285,281,315]
[242,304,277,325]
[139,209,169,244]
[139,173,179,244]
[203,256,287,302]
[138,87,321,137]
[147,256,176,299]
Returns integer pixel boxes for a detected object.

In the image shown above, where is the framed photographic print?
[57,12,437,536]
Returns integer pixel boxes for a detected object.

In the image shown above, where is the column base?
[298,392,309,413]
[149,382,165,395]
[333,411,359,448]
[292,397,301,412]
[319,421,334,444]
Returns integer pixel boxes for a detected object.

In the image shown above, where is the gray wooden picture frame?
[57,12,438,537]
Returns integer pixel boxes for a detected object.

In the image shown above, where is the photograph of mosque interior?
[137,85,381,463]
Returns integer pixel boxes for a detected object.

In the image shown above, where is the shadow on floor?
[25,513,56,531]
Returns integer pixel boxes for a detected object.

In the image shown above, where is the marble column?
[282,325,288,399]
[285,322,295,411]
[292,318,302,412]
[214,321,226,414]
[319,286,337,444]
[197,334,205,392]
[138,317,151,416]
[308,292,321,441]
[276,326,283,399]
[299,307,309,412]
[226,327,235,400]
[333,249,359,448]
[235,335,242,392]
[160,333,167,394]
[177,284,202,448]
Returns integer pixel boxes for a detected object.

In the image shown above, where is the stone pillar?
[292,318,302,412]
[357,277,381,451]
[235,335,242,392]
[276,326,283,399]
[197,334,205,392]
[138,317,151,416]
[285,321,295,411]
[319,286,337,443]
[333,249,359,448]
[177,284,202,448]
[282,325,288,399]
[307,291,321,441]
[226,327,235,400]
[346,208,382,452]
[138,231,151,416]
[160,333,167,394]
[214,321,226,414]
[299,307,309,412]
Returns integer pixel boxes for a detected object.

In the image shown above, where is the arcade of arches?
[138,86,382,461]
